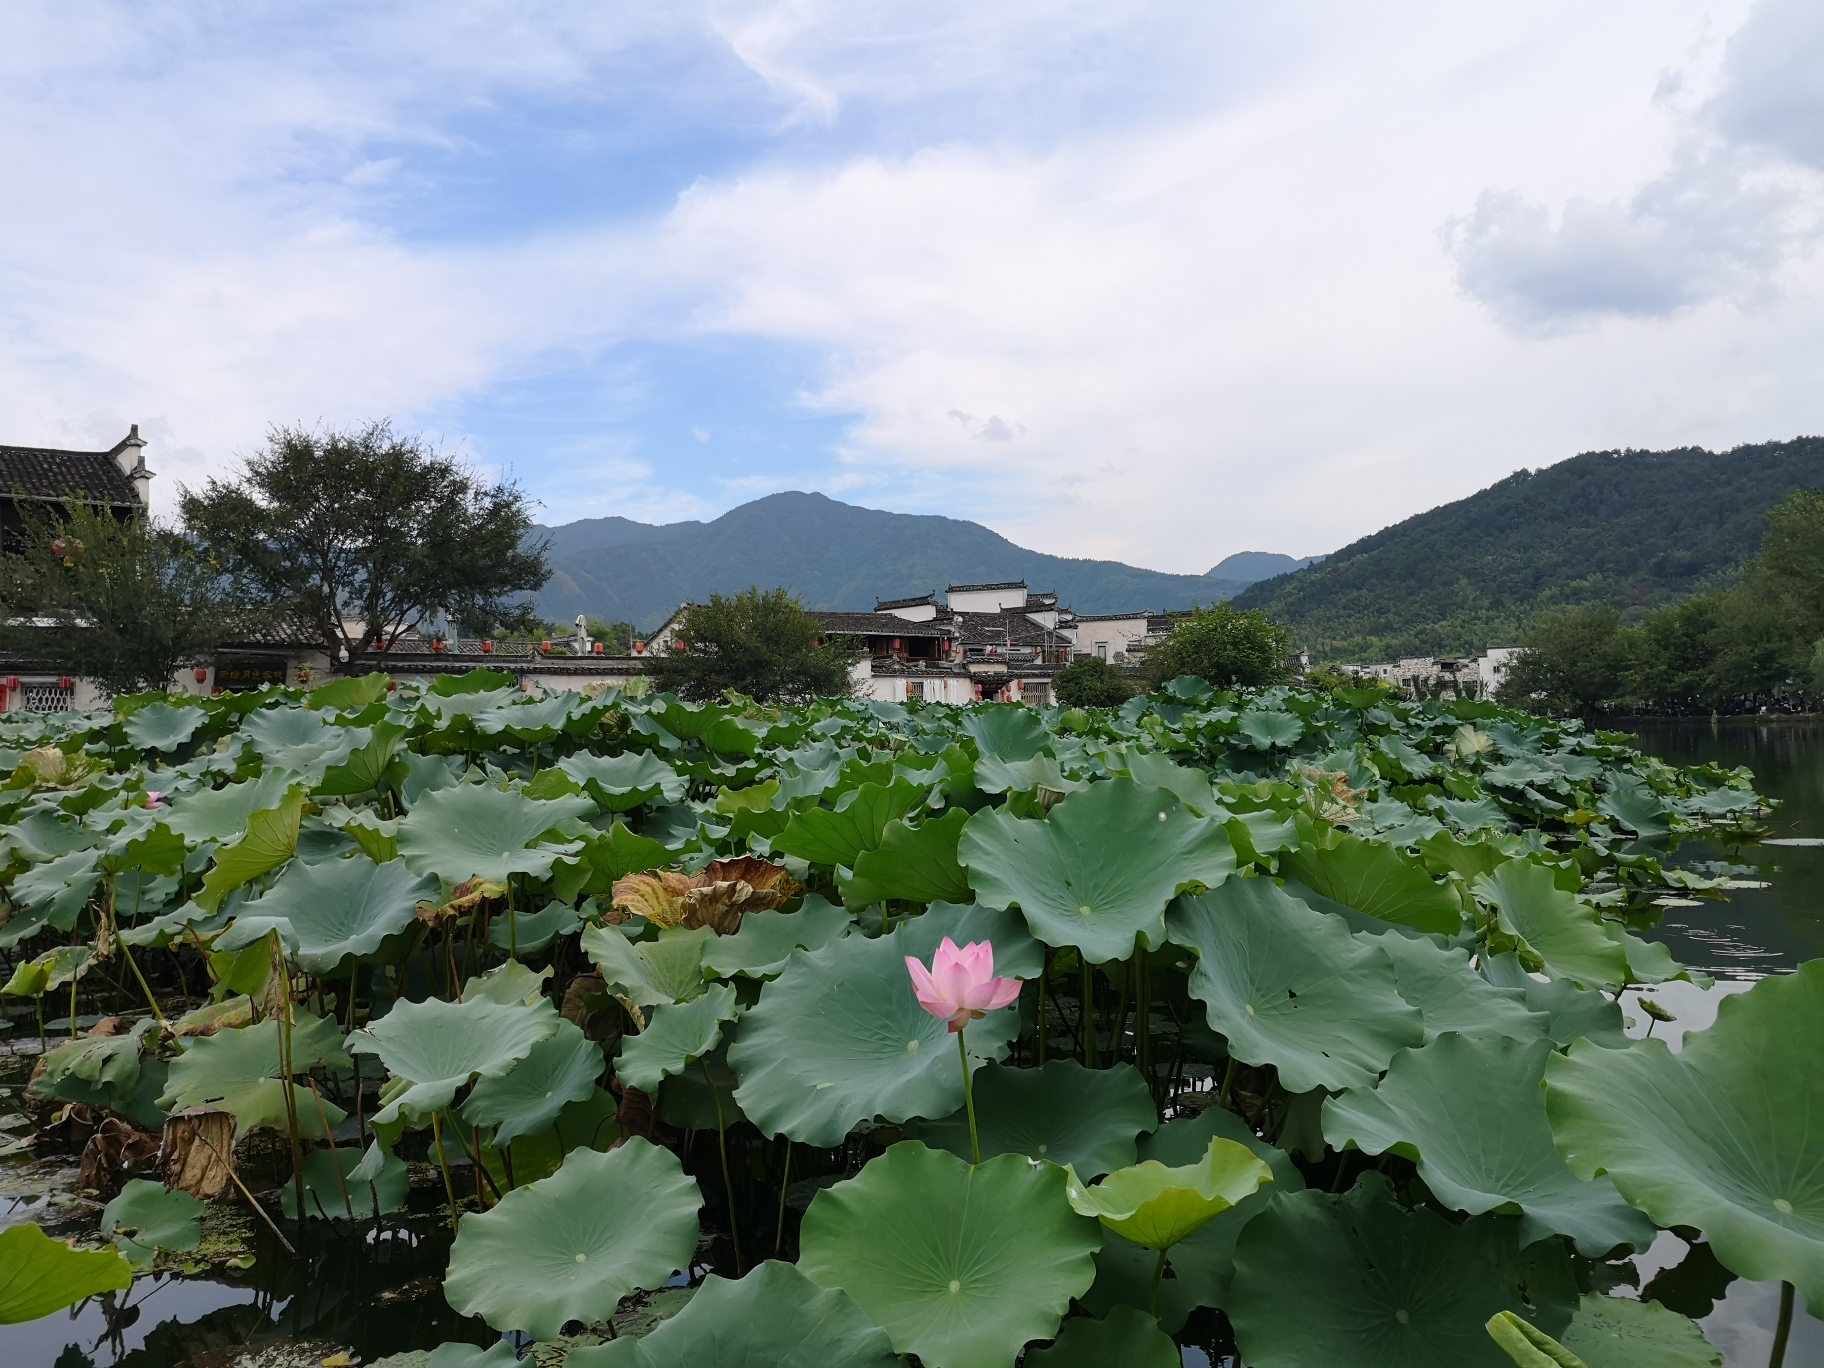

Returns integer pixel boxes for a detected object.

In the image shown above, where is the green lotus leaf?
[280,1141,410,1221]
[1595,778,1670,837]
[350,993,560,1125]
[556,752,687,810]
[580,924,711,1006]
[656,1046,746,1132]
[1544,961,1824,1310]
[396,784,594,883]
[1095,1106,1306,1319]
[566,1260,899,1368]
[123,703,206,754]
[1475,862,1629,989]
[196,789,306,912]
[242,704,333,757]
[1482,954,1627,1048]
[1368,931,1551,1044]
[1229,1174,1577,1368]
[316,721,410,797]
[162,770,295,844]
[897,900,1045,979]
[974,755,1088,803]
[461,1020,604,1146]
[1279,832,1463,935]
[962,779,1235,964]
[1066,1136,1273,1249]
[699,896,852,978]
[960,706,1051,761]
[1323,1034,1654,1255]
[728,927,1019,1146]
[919,1060,1157,1176]
[216,854,437,975]
[158,1012,350,1138]
[1167,878,1424,1093]
[773,780,928,869]
[0,1223,133,1324]
[306,670,391,711]
[615,983,739,1093]
[101,1178,204,1268]
[10,848,102,932]
[443,1138,702,1340]
[487,900,582,955]
[1488,1294,1721,1368]
[4,943,97,999]
[29,1019,152,1116]
[840,808,972,908]
[1120,753,1220,816]
[464,958,552,1006]
[1236,709,1304,749]
[798,1142,1102,1368]
[552,821,676,902]
[1025,1306,1180,1368]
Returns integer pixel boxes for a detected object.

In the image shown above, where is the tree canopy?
[646,587,861,703]
[1053,656,1135,708]
[179,422,548,671]
[0,501,253,696]
[1143,605,1290,691]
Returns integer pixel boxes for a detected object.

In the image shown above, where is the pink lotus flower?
[906,937,1022,1033]
[144,791,165,809]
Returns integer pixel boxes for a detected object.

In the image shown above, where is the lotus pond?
[0,673,1818,1368]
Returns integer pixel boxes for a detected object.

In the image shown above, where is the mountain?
[1207,551,1317,581]
[1233,436,1824,663]
[532,492,1274,629]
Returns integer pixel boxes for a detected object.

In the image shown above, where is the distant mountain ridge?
[1234,436,1824,663]
[532,492,1277,629]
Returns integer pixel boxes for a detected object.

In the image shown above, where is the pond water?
[1,717,1819,1367]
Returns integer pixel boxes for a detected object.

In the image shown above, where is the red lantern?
[634,641,644,655]
[892,638,902,651]
[593,641,604,655]
[482,640,494,654]
[432,638,445,653]
[541,639,551,653]
[194,668,208,683]
[57,677,73,691]
[673,641,685,651]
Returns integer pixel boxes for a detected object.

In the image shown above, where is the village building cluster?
[1335,648,1523,700]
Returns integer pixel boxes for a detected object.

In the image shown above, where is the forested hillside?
[535,491,1261,628]
[1234,437,1824,662]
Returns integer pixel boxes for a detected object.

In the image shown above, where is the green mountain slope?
[534,492,1259,629]
[1234,437,1824,662]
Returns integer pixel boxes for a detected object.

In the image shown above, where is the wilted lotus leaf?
[158,1013,350,1139]
[1323,1034,1654,1255]
[215,854,437,975]
[1066,1137,1273,1250]
[1228,1174,1577,1368]
[442,1139,702,1340]
[1168,878,1423,1093]
[610,870,695,925]
[350,993,559,1125]
[611,857,799,934]
[1024,1306,1180,1368]
[729,927,1019,1146]
[919,1060,1157,1176]
[798,1143,1101,1368]
[421,876,507,927]
[396,784,593,884]
[462,1019,604,1146]
[962,779,1236,964]
[0,1223,133,1324]
[101,1179,204,1268]
[581,924,710,1006]
[1545,961,1824,1311]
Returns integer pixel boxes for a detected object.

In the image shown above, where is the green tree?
[0,501,256,696]
[647,587,860,703]
[179,422,549,672]
[1143,604,1291,690]
[1053,656,1135,708]
[1498,606,1631,714]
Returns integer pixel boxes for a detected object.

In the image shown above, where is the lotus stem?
[702,1057,744,1273]
[68,975,77,1038]
[1080,959,1097,1067]
[774,1139,792,1256]
[194,1129,297,1257]
[117,933,168,1032]
[1036,948,1049,1067]
[431,1110,462,1232]
[1770,1281,1793,1368]
[1113,960,1130,1062]
[1149,1247,1168,1317]
[306,1078,354,1221]
[958,1028,981,1166]
[1135,947,1150,1080]
[273,935,308,1229]
[347,960,360,1033]
[1219,1057,1237,1111]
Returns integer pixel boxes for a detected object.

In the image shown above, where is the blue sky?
[3,1,1823,572]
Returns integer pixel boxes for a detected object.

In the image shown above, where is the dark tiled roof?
[956,610,1060,647]
[1025,592,1058,607]
[875,593,938,610]
[0,439,139,506]
[815,611,955,637]
[946,581,1025,594]
[1074,609,1154,623]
